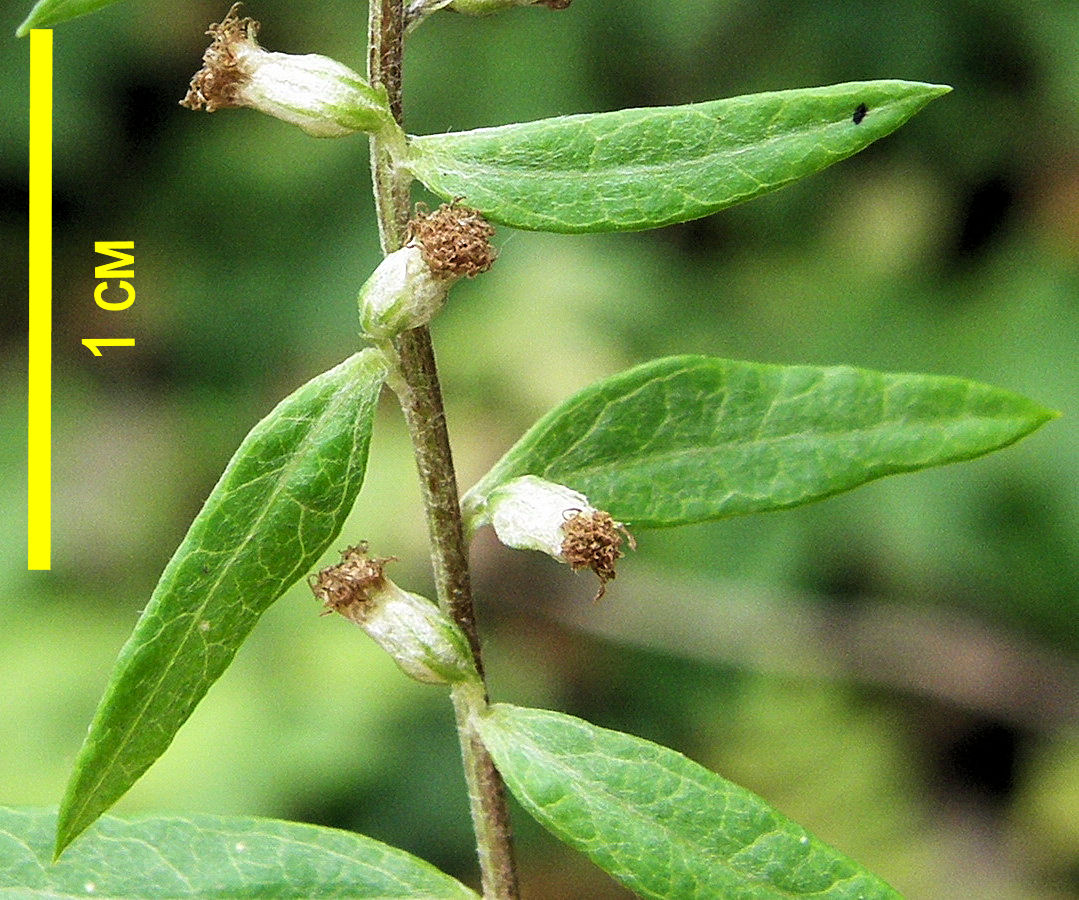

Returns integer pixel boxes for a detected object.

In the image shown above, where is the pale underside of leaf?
[1,807,477,898]
[463,356,1055,528]
[405,81,951,233]
[478,705,899,898]
[55,351,386,856]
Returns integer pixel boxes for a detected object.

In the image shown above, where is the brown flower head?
[483,475,637,601]
[561,509,636,601]
[309,544,395,623]
[408,203,497,279]
[181,4,260,113]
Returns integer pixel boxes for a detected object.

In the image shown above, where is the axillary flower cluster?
[179,8,498,340]
[182,3,632,679]
[309,475,635,685]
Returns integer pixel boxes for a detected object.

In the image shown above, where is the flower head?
[181,4,394,138]
[358,204,495,339]
[310,545,477,685]
[485,476,635,600]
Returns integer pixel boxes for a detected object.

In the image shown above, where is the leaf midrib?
[413,108,861,187]
[62,366,363,838]
[541,412,1012,484]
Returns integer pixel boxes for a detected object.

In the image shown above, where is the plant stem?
[366,3,520,897]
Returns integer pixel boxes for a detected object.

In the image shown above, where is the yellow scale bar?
[28,30,51,570]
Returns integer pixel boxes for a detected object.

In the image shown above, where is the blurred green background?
[2,1,1077,896]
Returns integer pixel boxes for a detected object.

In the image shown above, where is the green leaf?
[404,80,950,233]
[16,0,121,36]
[477,705,898,899]
[463,356,1056,528]
[56,351,387,857]
[1,807,478,898]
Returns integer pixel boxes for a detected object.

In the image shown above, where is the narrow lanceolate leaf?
[478,705,898,899]
[463,356,1056,529]
[405,81,950,233]
[16,0,120,35]
[56,351,387,857]
[1,808,478,898]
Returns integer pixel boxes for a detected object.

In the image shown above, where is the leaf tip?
[53,783,96,861]
[887,80,952,109]
[52,819,75,862]
[16,0,48,35]
[886,80,952,126]
[1036,405,1063,427]
[1014,398,1061,436]
[899,81,952,108]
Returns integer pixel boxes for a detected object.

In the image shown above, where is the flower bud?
[358,246,449,339]
[310,546,478,685]
[181,4,395,139]
[485,476,635,600]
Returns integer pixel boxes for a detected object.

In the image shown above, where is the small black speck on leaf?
[853,103,868,125]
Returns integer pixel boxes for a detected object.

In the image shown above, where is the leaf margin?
[463,355,1058,529]
[55,350,388,857]
[405,80,952,234]
[476,703,901,899]
[17,0,122,36]
[2,806,478,898]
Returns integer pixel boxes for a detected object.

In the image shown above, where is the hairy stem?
[366,3,519,897]
[368,0,409,251]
